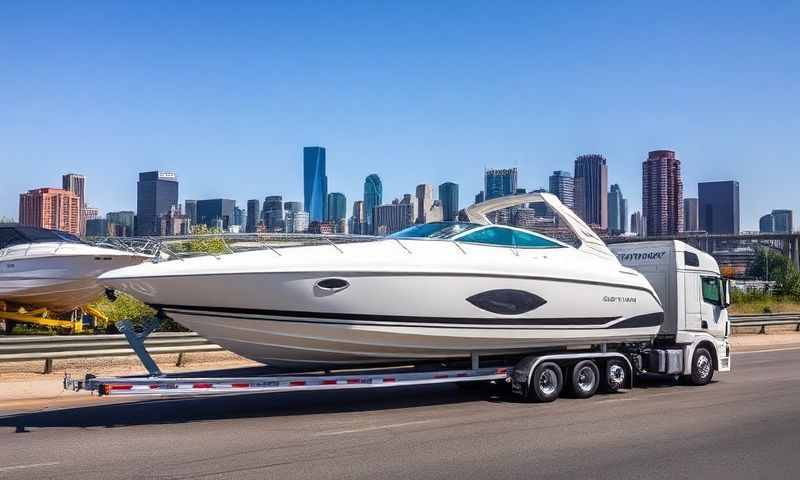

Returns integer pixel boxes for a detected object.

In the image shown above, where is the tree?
[173,224,229,256]
[747,248,793,282]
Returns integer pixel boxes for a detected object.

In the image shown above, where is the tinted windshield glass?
[457,226,563,248]
[390,222,480,239]
[0,226,81,249]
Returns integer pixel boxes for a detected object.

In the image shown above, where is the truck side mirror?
[722,279,732,308]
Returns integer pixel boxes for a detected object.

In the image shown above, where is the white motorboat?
[0,224,150,312]
[99,193,664,367]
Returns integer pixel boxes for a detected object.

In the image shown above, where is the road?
[1,347,800,479]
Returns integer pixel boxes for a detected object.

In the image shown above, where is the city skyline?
[2,3,799,230]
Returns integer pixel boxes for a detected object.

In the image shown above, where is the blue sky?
[1,1,798,229]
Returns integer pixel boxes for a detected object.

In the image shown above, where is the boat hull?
[111,271,664,367]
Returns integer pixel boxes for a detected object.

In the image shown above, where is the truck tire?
[528,362,563,402]
[569,360,600,399]
[686,347,714,386]
[600,359,626,393]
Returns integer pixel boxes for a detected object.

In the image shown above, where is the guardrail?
[0,332,222,373]
[2,314,799,374]
[730,314,800,334]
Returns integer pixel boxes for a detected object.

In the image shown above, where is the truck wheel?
[569,360,600,399]
[528,362,563,402]
[600,359,626,393]
[686,347,714,386]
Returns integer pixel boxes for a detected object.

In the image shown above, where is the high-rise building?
[62,173,86,235]
[303,146,327,222]
[184,200,198,226]
[630,211,643,236]
[642,150,683,236]
[363,174,382,234]
[427,200,444,222]
[233,206,244,227]
[474,191,485,205]
[107,210,135,237]
[607,184,627,235]
[759,209,793,233]
[548,170,575,210]
[684,198,699,231]
[85,218,109,237]
[349,200,366,235]
[19,188,81,235]
[284,201,303,213]
[415,184,433,224]
[373,199,415,235]
[160,205,191,236]
[484,168,518,200]
[400,194,418,223]
[286,210,309,233]
[574,155,608,229]
[136,171,179,236]
[772,209,793,233]
[196,199,235,231]
[438,182,459,221]
[326,192,347,222]
[245,199,260,233]
[263,195,284,232]
[698,181,740,235]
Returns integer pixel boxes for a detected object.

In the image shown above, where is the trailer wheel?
[569,360,600,399]
[528,362,563,402]
[685,347,714,386]
[600,359,627,393]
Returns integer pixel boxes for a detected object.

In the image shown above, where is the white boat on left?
[0,224,150,312]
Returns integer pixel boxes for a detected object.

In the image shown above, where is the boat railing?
[86,232,381,261]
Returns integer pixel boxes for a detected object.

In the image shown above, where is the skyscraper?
[630,211,643,236]
[245,199,260,233]
[363,174,382,234]
[438,182,459,221]
[62,173,86,235]
[684,198,699,231]
[136,171,179,236]
[484,168,518,200]
[184,200,198,226]
[326,192,347,222]
[415,184,433,224]
[107,210,135,237]
[196,199,235,231]
[607,184,627,235]
[400,193,418,223]
[642,150,683,236]
[19,188,81,235]
[349,200,365,235]
[474,191,485,204]
[772,210,793,233]
[263,195,284,232]
[286,211,309,233]
[284,201,303,213]
[574,154,608,229]
[698,181,740,234]
[373,199,415,235]
[548,170,574,210]
[303,146,327,222]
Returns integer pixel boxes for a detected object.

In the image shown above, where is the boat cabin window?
[456,226,563,249]
[0,226,81,249]
[390,222,480,239]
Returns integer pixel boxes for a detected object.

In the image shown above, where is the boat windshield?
[0,226,82,249]
[389,222,481,239]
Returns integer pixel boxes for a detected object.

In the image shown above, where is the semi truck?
[65,240,731,403]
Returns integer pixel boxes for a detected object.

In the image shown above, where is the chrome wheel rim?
[608,364,625,386]
[539,369,558,396]
[697,354,711,379]
[576,366,596,392]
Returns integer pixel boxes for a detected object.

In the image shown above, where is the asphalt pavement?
[1,347,800,480]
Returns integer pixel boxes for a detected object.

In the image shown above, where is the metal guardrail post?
[43,358,53,374]
[116,318,163,377]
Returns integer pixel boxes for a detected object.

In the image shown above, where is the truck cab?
[609,240,732,377]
